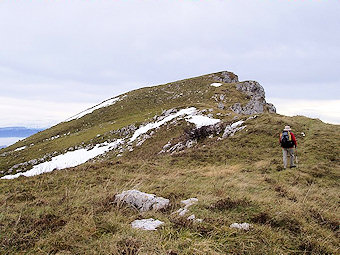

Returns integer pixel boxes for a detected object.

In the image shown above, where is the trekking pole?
[295,147,299,168]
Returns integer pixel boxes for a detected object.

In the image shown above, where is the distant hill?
[0,127,44,137]
[0,145,6,149]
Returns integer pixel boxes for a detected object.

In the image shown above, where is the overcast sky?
[0,0,339,128]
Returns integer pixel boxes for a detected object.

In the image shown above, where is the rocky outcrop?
[115,189,170,212]
[222,120,246,138]
[209,71,239,83]
[231,81,276,115]
[266,103,276,113]
[236,81,265,98]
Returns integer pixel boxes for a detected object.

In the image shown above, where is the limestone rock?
[131,218,164,231]
[187,214,203,223]
[181,198,198,208]
[230,222,251,230]
[266,103,276,113]
[236,81,265,98]
[222,120,246,138]
[209,71,239,83]
[218,102,225,110]
[231,81,276,115]
[115,189,170,212]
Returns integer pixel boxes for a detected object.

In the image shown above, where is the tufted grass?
[0,112,339,254]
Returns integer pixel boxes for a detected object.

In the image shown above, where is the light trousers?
[282,148,295,168]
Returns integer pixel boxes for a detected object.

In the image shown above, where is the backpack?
[280,131,294,148]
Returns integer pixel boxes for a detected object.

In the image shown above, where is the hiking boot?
[290,165,296,168]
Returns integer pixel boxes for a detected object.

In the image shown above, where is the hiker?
[279,126,297,169]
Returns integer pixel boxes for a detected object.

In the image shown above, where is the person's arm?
[291,132,297,147]
[279,134,282,146]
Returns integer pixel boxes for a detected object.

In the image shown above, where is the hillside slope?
[0,71,339,254]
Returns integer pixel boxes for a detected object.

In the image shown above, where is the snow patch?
[66,97,120,121]
[186,115,220,128]
[130,107,197,142]
[14,146,26,152]
[1,139,124,180]
[130,107,220,142]
[131,218,164,231]
[211,83,222,87]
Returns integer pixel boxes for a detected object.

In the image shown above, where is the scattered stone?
[247,115,257,120]
[169,143,186,153]
[136,134,151,147]
[222,121,246,138]
[187,214,196,220]
[115,189,170,212]
[175,208,189,216]
[185,140,197,148]
[131,218,164,231]
[181,198,198,209]
[218,102,225,110]
[211,83,222,87]
[173,198,199,218]
[187,214,203,223]
[230,222,251,230]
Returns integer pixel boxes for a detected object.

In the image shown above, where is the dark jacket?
[279,131,297,148]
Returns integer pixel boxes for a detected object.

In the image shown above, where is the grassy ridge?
[0,73,247,176]
[0,113,339,254]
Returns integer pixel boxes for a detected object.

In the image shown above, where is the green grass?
[0,113,339,254]
[0,71,339,254]
[0,72,248,176]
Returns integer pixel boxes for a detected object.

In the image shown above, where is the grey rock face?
[267,103,276,113]
[231,80,276,115]
[115,124,137,136]
[236,81,265,98]
[209,71,239,83]
[231,99,265,115]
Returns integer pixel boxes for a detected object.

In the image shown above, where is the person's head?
[283,125,292,131]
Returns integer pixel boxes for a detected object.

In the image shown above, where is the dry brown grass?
[0,112,339,254]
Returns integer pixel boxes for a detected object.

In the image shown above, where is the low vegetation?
[0,72,339,254]
[0,113,339,254]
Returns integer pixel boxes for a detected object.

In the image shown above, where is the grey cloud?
[0,0,339,126]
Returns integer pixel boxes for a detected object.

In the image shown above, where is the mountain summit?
[0,71,339,254]
[0,71,276,178]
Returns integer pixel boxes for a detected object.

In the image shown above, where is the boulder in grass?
[230,222,251,230]
[114,189,169,212]
[131,218,164,231]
